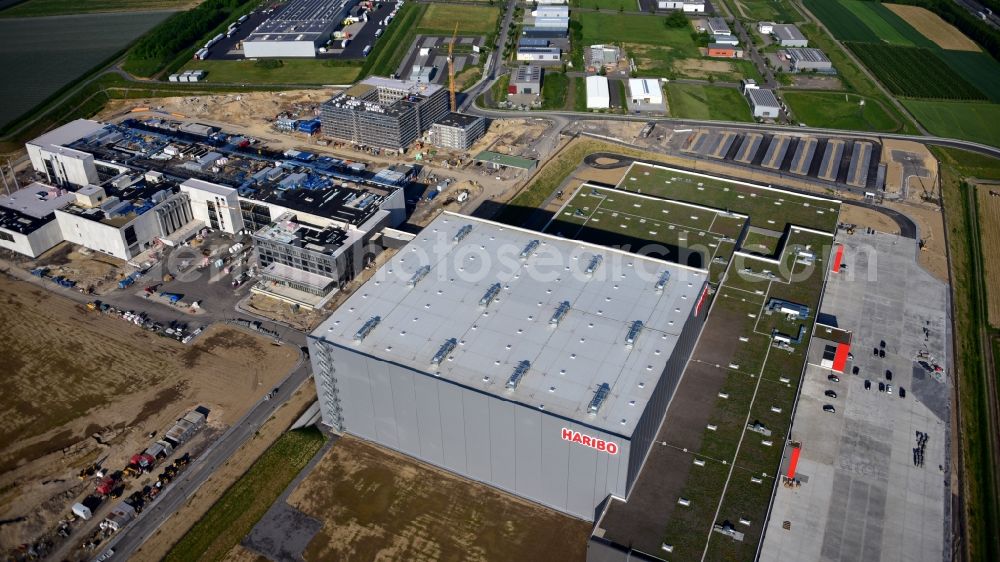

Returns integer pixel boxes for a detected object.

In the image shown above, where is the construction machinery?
[448,23,458,112]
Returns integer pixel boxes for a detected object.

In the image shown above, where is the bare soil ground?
[838,204,901,235]
[882,138,938,201]
[287,437,591,562]
[243,294,327,333]
[789,75,844,90]
[886,200,949,283]
[885,4,981,51]
[672,58,736,79]
[134,381,317,561]
[26,242,129,295]
[0,276,297,550]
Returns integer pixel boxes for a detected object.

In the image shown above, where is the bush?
[254,59,283,69]
[664,11,688,29]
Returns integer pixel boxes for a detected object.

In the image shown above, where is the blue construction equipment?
[160,292,183,304]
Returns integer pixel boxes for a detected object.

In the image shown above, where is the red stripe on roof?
[831,245,844,273]
[832,343,850,372]
[787,446,801,479]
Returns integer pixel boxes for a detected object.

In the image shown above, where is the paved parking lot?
[760,230,951,562]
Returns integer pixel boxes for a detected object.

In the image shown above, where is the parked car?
[887,384,893,395]
[879,348,885,358]
[852,366,860,375]
[900,387,906,398]
[885,369,893,381]
[864,379,871,390]
[823,405,836,413]
[825,390,838,398]
[828,374,840,382]
[879,381,886,392]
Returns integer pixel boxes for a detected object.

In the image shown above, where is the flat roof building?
[510,65,543,95]
[516,46,561,62]
[320,77,450,152]
[428,112,487,151]
[308,212,709,519]
[243,0,355,58]
[627,78,663,106]
[707,17,731,36]
[772,23,808,47]
[786,47,833,72]
[659,1,706,12]
[745,86,781,118]
[587,44,621,72]
[587,75,611,109]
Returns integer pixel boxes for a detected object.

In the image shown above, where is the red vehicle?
[95,476,117,496]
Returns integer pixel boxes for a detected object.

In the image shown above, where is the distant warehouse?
[785,48,833,73]
[243,0,354,58]
[320,77,450,152]
[308,212,710,520]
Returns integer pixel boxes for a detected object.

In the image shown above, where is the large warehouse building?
[243,0,355,58]
[308,212,710,520]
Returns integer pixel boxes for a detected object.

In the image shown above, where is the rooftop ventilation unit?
[588,383,611,414]
[655,270,672,292]
[479,283,502,307]
[453,224,473,243]
[585,254,603,275]
[506,360,531,390]
[520,239,540,259]
[431,338,458,366]
[550,301,571,326]
[407,265,430,287]
[354,316,381,342]
[625,320,644,347]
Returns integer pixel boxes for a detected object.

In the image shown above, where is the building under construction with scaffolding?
[320,77,450,152]
[308,212,710,520]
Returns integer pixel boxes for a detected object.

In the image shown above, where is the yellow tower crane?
[448,23,458,112]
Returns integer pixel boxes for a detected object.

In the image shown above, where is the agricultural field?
[885,3,980,51]
[179,58,361,85]
[417,2,500,34]
[802,0,931,46]
[288,437,591,561]
[576,12,696,48]
[0,0,194,17]
[665,83,753,123]
[937,50,1000,103]
[783,91,900,132]
[903,100,1000,148]
[846,43,986,100]
[0,10,171,129]
[975,184,1000,327]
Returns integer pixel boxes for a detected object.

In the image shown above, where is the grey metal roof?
[746,87,781,109]
[312,212,707,436]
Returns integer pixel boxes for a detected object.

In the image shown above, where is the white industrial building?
[26,120,105,188]
[427,112,487,151]
[772,23,808,47]
[758,22,774,34]
[243,0,355,58]
[627,79,663,106]
[786,47,833,72]
[517,47,561,62]
[586,75,610,109]
[658,0,705,11]
[532,5,569,30]
[707,17,731,36]
[0,183,74,257]
[743,81,781,118]
[308,212,710,520]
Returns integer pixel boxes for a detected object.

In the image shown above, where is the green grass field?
[0,0,194,17]
[938,50,1000,103]
[180,58,360,84]
[665,83,753,123]
[576,12,696,48]
[903,100,1000,148]
[570,0,640,11]
[418,2,499,34]
[541,71,569,110]
[730,0,798,23]
[783,91,900,132]
[619,162,839,231]
[163,428,325,562]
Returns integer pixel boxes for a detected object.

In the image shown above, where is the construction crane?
[448,23,458,112]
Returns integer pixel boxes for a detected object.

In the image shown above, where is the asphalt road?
[99,358,312,561]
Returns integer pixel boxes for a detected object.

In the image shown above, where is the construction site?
[0,276,297,560]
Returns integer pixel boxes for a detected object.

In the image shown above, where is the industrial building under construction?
[320,77,450,152]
